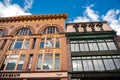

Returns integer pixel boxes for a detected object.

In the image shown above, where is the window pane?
[17,55,25,70]
[74,44,79,51]
[17,60,24,70]
[114,59,120,70]
[14,40,23,49]
[89,43,98,51]
[9,41,14,50]
[6,60,17,70]
[36,54,43,70]
[56,38,60,48]
[98,42,108,50]
[72,60,77,71]
[10,54,19,58]
[83,60,89,71]
[107,42,117,50]
[103,59,115,70]
[43,54,53,70]
[71,44,75,51]
[46,41,54,48]
[40,41,44,48]
[23,40,29,49]
[55,54,60,70]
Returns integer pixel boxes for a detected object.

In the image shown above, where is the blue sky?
[0,0,120,35]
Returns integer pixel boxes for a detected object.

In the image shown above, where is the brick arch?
[38,24,64,34]
[10,26,35,35]
[0,27,8,35]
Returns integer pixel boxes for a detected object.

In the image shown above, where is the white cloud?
[24,0,33,11]
[0,0,33,17]
[72,4,99,22]
[71,4,120,35]
[102,9,120,35]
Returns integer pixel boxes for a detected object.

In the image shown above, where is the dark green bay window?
[70,39,117,52]
[72,55,120,71]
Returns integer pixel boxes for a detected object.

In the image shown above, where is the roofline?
[66,21,107,25]
[0,13,68,23]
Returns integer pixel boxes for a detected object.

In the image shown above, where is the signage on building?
[0,72,67,78]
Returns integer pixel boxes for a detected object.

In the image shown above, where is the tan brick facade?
[0,14,68,80]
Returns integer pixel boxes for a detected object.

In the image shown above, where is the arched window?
[0,29,4,36]
[15,28,32,35]
[42,26,60,34]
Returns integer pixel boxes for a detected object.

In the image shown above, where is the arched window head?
[42,26,60,34]
[0,29,4,36]
[15,28,32,35]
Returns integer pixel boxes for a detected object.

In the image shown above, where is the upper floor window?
[72,55,120,71]
[36,53,60,70]
[1,54,25,70]
[0,29,4,36]
[15,28,32,35]
[70,39,117,52]
[9,39,29,50]
[42,26,60,34]
[40,38,60,48]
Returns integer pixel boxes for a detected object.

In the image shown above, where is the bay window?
[70,39,117,52]
[72,55,120,71]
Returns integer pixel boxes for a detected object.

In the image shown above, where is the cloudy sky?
[0,0,120,35]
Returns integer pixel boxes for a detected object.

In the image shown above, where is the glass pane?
[74,44,79,51]
[55,54,60,70]
[83,60,89,71]
[17,60,24,70]
[10,54,19,58]
[114,59,120,70]
[14,40,23,49]
[40,41,44,48]
[23,40,29,49]
[71,44,75,51]
[98,42,108,50]
[36,54,43,70]
[46,41,54,48]
[6,60,17,70]
[89,43,98,51]
[107,42,117,50]
[56,39,60,48]
[43,54,53,70]
[9,41,14,50]
[77,60,82,71]
[103,59,115,70]
[72,60,77,71]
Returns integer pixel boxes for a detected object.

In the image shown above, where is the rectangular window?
[36,53,60,70]
[40,38,60,49]
[2,54,25,70]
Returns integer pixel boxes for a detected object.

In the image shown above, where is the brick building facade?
[66,21,120,80]
[0,14,68,80]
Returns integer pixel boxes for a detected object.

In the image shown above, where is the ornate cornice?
[0,14,68,23]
